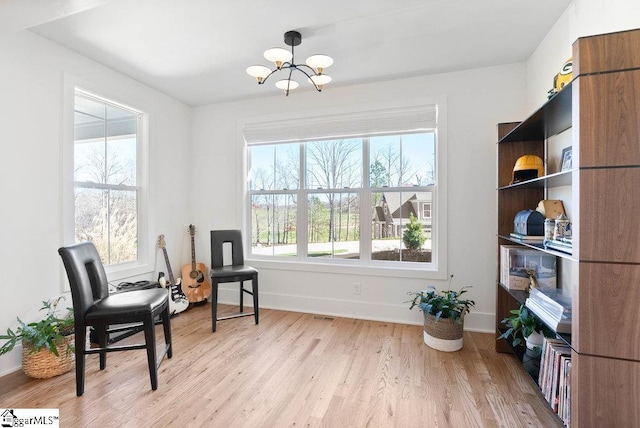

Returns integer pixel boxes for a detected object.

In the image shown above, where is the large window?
[247,132,436,266]
[72,90,143,266]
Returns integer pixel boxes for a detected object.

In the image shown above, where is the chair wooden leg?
[161,305,173,359]
[75,325,86,397]
[143,314,158,390]
[253,274,259,325]
[211,279,219,332]
[239,281,244,313]
[97,324,107,370]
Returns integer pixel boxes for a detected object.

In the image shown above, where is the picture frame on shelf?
[560,146,572,171]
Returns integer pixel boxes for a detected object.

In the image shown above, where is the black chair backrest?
[58,242,109,320]
[211,230,245,268]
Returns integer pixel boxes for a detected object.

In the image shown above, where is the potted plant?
[408,276,475,352]
[498,304,546,353]
[498,304,550,377]
[0,297,75,379]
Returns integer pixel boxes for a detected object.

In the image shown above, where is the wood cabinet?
[496,28,640,427]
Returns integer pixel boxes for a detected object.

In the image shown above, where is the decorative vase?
[525,330,544,350]
[522,346,542,378]
[21,335,75,379]
[422,313,464,352]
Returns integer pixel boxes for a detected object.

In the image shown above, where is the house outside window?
[243,103,444,271]
[72,90,144,266]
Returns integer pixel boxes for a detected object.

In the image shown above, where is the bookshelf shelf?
[497,169,573,191]
[498,235,576,261]
[498,80,573,144]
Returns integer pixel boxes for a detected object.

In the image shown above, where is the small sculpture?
[525,268,539,291]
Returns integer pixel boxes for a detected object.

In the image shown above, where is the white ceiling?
[9,0,571,106]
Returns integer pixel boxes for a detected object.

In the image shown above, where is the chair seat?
[85,289,167,320]
[211,265,257,282]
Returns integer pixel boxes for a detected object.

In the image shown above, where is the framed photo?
[561,146,572,171]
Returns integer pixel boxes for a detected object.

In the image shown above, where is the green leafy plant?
[498,304,545,347]
[0,297,74,357]
[403,213,425,250]
[408,276,475,324]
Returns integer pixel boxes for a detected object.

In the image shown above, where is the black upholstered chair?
[210,230,258,332]
[58,242,172,396]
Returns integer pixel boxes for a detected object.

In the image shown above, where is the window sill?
[245,257,446,280]
[105,262,155,282]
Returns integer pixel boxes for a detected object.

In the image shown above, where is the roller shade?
[243,104,437,144]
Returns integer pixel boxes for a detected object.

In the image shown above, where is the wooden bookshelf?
[496,28,640,427]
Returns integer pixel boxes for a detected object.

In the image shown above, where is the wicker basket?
[423,313,464,352]
[22,335,75,379]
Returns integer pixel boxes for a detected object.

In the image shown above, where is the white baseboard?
[216,288,495,333]
[0,342,23,377]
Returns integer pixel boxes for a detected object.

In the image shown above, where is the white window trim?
[62,74,154,283]
[237,97,448,280]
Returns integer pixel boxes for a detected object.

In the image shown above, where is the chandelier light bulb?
[246,65,272,83]
[308,74,332,90]
[275,79,299,91]
[306,54,334,75]
[264,48,292,69]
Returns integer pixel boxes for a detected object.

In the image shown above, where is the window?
[72,90,144,266]
[422,202,432,220]
[243,103,444,271]
[247,132,437,266]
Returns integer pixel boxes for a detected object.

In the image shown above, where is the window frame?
[239,99,448,280]
[63,75,153,281]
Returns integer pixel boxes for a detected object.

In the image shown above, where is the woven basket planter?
[22,335,75,379]
[423,313,464,352]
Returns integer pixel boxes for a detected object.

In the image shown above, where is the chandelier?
[246,30,333,96]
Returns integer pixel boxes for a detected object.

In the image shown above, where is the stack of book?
[538,338,572,427]
[544,237,573,254]
[509,232,545,244]
[525,287,572,334]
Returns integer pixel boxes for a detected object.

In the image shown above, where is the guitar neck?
[161,247,177,284]
[190,236,197,271]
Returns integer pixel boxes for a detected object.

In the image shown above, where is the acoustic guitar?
[181,225,211,303]
[157,235,189,315]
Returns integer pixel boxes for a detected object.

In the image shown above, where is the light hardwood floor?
[0,304,561,427]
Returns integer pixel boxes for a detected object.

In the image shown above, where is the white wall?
[190,63,529,334]
[526,0,640,109]
[0,30,192,375]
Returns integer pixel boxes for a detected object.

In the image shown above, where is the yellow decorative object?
[512,155,544,183]
[548,57,573,98]
[554,57,573,92]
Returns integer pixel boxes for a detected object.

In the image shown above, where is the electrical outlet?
[354,282,362,295]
